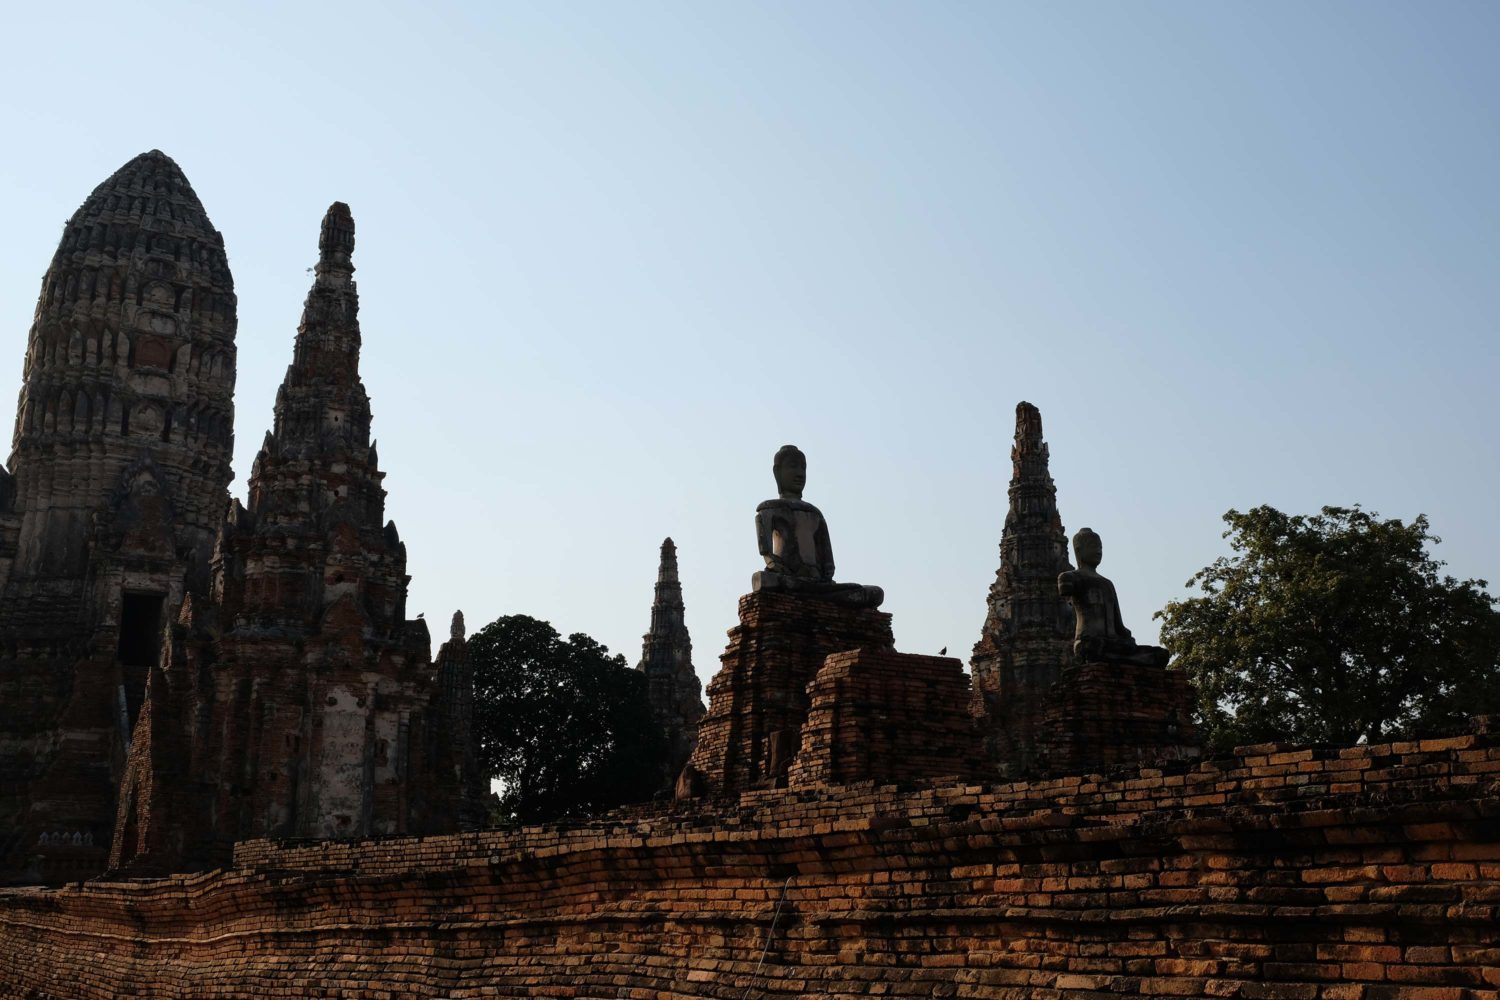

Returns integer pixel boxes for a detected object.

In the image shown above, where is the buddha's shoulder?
[756,498,823,515]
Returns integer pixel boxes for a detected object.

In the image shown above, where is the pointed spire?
[639,537,705,783]
[267,202,371,454]
[971,401,1076,768]
[1012,401,1049,482]
[318,202,356,273]
[657,537,679,585]
[450,610,465,642]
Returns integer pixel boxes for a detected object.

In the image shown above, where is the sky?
[0,2,1495,685]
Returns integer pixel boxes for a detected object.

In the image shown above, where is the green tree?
[469,614,669,824]
[1157,505,1500,750]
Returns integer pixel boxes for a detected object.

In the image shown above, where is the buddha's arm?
[815,518,836,581]
[756,510,783,571]
[1106,580,1134,639]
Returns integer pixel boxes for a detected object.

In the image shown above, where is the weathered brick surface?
[2,734,1498,997]
[787,648,990,787]
[687,591,894,794]
[1036,660,1201,772]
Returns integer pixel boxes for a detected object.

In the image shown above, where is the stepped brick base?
[1036,660,1201,772]
[787,648,990,787]
[686,591,893,795]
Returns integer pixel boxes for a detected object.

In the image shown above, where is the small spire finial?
[450,610,465,641]
[1015,401,1043,442]
[319,202,356,265]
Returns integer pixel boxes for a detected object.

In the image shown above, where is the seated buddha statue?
[1057,527,1170,667]
[751,445,884,609]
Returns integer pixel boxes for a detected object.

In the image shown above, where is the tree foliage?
[469,614,668,824]
[1157,505,1500,750]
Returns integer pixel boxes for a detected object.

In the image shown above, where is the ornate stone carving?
[0,151,237,883]
[110,204,476,875]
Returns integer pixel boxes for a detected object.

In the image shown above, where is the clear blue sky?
[1,2,1495,682]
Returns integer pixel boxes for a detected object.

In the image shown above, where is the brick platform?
[686,591,894,794]
[786,648,990,787]
[2,732,1499,997]
[1036,660,1201,772]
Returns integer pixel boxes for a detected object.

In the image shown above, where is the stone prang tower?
[637,538,705,784]
[111,204,476,874]
[970,401,1075,770]
[0,151,236,882]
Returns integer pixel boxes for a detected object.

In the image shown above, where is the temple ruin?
[0,153,1494,997]
[0,151,239,881]
[0,155,478,883]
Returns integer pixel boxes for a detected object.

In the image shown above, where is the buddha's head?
[1073,527,1103,570]
[773,444,807,499]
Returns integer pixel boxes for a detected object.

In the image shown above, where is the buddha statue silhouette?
[1057,527,1169,667]
[751,444,883,609]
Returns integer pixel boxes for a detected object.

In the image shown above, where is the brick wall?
[1,731,1497,997]
[1035,661,1201,772]
[786,648,989,787]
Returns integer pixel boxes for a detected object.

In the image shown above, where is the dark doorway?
[117,592,165,667]
[117,592,165,727]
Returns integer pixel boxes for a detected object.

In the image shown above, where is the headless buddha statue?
[751,444,884,609]
[1057,527,1169,667]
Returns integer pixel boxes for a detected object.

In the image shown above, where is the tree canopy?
[1157,505,1500,750]
[469,614,668,824]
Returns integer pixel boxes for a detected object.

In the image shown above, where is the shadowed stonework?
[685,591,896,796]
[109,204,478,874]
[0,151,237,882]
[969,402,1077,771]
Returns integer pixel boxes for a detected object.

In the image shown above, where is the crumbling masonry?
[0,155,478,883]
[0,152,238,881]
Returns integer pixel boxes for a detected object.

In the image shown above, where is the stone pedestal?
[1033,661,1200,772]
[786,649,989,788]
[685,592,893,796]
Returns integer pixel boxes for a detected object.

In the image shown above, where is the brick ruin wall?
[1,733,1498,998]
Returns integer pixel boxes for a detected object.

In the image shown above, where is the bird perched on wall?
[939,646,947,656]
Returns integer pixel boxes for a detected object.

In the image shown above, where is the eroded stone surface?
[108,204,477,874]
[0,151,238,882]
